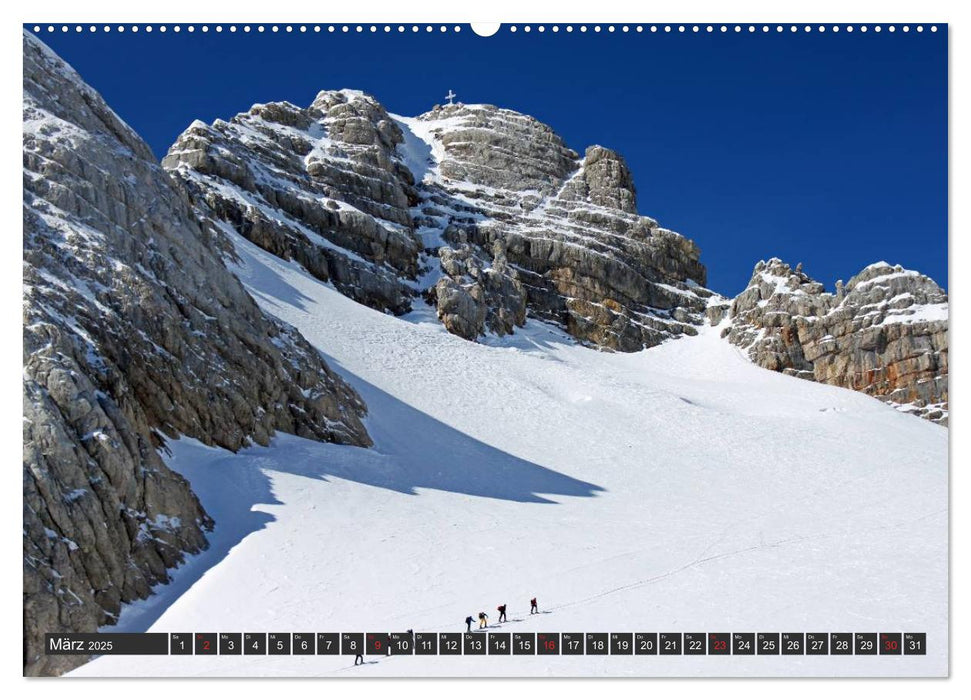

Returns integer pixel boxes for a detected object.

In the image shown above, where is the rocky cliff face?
[720,258,948,423]
[23,33,370,676]
[165,97,714,351]
[405,105,713,349]
[162,92,422,315]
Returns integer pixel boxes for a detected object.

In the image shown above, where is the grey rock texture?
[427,240,527,340]
[407,104,713,349]
[23,34,370,676]
[724,258,948,423]
[162,91,422,315]
[166,98,713,349]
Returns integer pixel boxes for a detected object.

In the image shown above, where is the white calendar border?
[2,1,965,699]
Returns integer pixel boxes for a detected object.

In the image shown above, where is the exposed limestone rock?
[576,145,638,214]
[725,258,948,423]
[403,103,713,350]
[23,34,370,676]
[162,90,422,314]
[429,240,527,339]
[168,97,713,350]
[431,276,487,340]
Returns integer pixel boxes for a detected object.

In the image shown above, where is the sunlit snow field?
[71,233,947,677]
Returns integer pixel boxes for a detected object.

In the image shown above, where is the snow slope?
[70,232,948,677]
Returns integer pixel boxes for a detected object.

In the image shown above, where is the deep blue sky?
[31,25,947,295]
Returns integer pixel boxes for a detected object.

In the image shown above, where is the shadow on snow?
[258,359,606,505]
[113,358,603,633]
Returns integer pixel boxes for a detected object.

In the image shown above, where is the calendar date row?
[46,632,926,656]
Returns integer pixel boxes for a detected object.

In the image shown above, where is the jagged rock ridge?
[162,91,422,315]
[402,105,712,349]
[718,258,948,423]
[22,33,370,676]
[164,95,715,351]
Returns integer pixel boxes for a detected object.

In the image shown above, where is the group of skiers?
[464,597,539,632]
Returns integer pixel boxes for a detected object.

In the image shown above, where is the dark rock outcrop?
[23,34,370,676]
[723,258,948,423]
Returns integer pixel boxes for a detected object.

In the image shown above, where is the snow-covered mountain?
[22,32,369,676]
[22,34,949,678]
[162,90,948,420]
[162,92,713,351]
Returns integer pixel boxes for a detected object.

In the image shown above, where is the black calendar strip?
[46,632,926,656]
